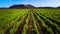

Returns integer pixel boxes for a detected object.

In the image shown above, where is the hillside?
[9,4,35,8]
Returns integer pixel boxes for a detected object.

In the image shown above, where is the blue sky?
[0,0,60,7]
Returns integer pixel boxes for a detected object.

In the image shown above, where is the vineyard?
[0,9,60,34]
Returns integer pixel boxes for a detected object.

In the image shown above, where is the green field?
[0,9,60,34]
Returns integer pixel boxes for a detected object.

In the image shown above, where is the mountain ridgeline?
[9,4,35,8]
[0,4,60,9]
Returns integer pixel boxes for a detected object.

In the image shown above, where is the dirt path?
[33,13,43,34]
[27,12,37,34]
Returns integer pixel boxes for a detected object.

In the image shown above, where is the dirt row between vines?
[27,12,35,34]
[33,13,43,34]
[14,14,28,34]
[4,14,28,34]
[4,10,43,34]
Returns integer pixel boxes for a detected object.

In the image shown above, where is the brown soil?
[33,13,43,34]
[4,14,28,34]
[4,10,44,34]
[4,26,13,34]
[14,14,28,34]
[27,12,37,34]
